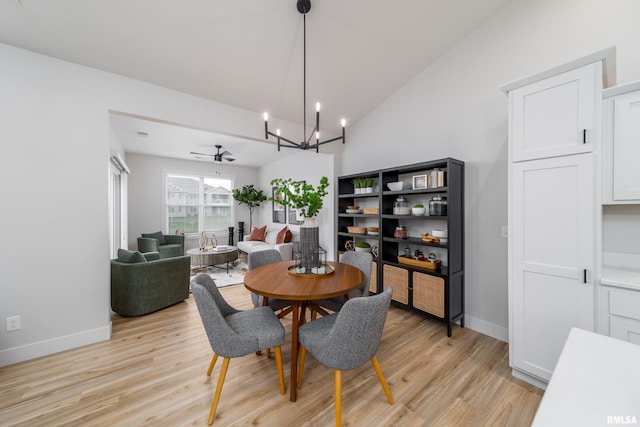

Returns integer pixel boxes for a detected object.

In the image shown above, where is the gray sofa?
[111,249,190,316]
[137,232,184,258]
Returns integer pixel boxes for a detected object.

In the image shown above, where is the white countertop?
[532,328,640,426]
[601,267,640,291]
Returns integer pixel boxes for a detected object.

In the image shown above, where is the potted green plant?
[355,241,372,252]
[352,177,364,194]
[412,203,426,216]
[363,177,375,193]
[269,176,330,221]
[270,177,329,271]
[231,184,267,229]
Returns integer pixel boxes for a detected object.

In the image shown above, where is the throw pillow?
[142,231,167,245]
[249,225,267,241]
[276,226,290,244]
[284,229,293,243]
[117,249,147,263]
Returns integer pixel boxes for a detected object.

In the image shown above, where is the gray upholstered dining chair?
[191,274,285,425]
[314,250,373,315]
[248,250,293,318]
[297,287,394,427]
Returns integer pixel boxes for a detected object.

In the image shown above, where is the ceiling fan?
[190,145,235,164]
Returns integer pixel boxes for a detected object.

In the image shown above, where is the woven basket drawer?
[412,272,444,317]
[370,261,377,294]
[383,264,408,304]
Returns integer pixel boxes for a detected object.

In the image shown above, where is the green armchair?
[137,231,184,259]
[111,249,191,316]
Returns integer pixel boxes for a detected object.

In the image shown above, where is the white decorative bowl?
[412,207,426,215]
[355,246,372,252]
[387,182,403,191]
[432,229,448,238]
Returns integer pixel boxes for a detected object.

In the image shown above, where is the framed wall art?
[272,186,286,224]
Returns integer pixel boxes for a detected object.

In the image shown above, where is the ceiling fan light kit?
[190,144,235,164]
[263,0,346,153]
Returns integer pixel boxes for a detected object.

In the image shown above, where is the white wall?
[125,153,260,250]
[259,150,336,260]
[342,0,640,341]
[0,42,297,366]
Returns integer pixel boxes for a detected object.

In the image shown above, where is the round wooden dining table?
[244,260,364,402]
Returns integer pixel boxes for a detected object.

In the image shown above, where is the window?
[165,173,234,234]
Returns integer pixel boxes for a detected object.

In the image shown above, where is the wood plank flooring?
[0,284,543,426]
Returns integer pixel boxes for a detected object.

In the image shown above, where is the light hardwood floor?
[0,284,543,426]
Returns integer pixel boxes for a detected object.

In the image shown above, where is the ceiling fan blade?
[190,151,216,157]
[225,158,236,162]
[220,150,232,156]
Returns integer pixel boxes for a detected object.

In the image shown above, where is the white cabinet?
[503,55,606,387]
[601,269,640,345]
[603,82,640,203]
[510,154,595,383]
[509,63,601,162]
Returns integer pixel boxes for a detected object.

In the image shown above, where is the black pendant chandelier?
[263,0,346,152]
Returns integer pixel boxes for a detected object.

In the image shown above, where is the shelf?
[338,232,378,238]
[339,193,380,198]
[336,158,464,337]
[382,187,447,196]
[338,213,378,218]
[381,214,448,220]
[382,236,448,248]
[384,260,449,278]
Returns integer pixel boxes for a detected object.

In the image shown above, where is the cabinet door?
[383,264,408,304]
[612,91,640,201]
[610,317,640,345]
[412,272,444,317]
[510,63,601,162]
[510,154,594,382]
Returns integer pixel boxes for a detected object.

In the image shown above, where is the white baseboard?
[0,323,112,367]
[512,368,548,390]
[464,315,509,342]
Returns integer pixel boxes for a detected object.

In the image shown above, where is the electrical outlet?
[6,315,20,332]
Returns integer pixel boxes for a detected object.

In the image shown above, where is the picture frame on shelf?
[412,174,428,190]
[272,186,286,224]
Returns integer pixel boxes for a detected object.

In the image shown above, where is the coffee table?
[187,246,238,273]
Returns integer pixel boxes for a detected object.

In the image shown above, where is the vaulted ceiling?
[0,0,512,165]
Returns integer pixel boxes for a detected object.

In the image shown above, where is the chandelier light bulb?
[263,112,269,121]
[341,119,346,127]
[276,129,281,136]
[316,102,321,112]
[315,131,320,140]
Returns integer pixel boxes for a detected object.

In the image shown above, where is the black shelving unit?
[335,158,464,336]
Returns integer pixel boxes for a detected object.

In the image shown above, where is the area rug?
[190,260,248,288]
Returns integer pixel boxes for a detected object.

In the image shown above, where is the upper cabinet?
[508,62,602,162]
[603,82,640,204]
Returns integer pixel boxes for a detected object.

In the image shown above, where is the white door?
[511,63,600,162]
[613,90,640,201]
[510,154,594,382]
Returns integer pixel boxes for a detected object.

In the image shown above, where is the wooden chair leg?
[208,357,230,425]
[334,370,342,427]
[371,356,394,404]
[207,353,218,376]
[298,345,307,388]
[274,345,285,395]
